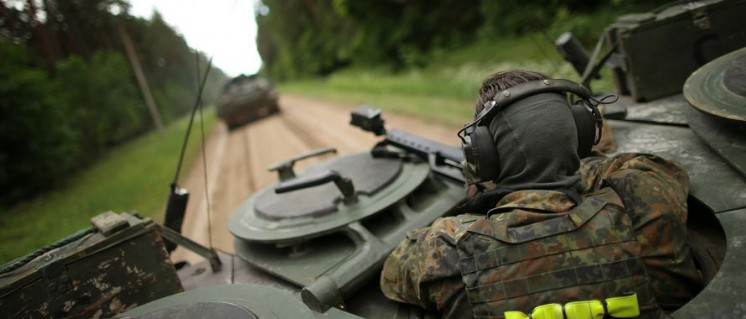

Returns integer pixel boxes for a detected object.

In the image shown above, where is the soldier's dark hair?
[473,70,549,117]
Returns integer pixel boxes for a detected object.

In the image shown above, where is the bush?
[0,41,80,203]
[55,51,147,156]
[153,79,195,122]
[0,45,163,205]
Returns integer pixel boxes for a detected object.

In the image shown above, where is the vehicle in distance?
[217,74,279,129]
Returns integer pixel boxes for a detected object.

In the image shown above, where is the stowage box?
[605,0,746,101]
[0,212,182,318]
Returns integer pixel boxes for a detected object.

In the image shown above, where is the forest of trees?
[0,0,227,204]
[255,0,672,81]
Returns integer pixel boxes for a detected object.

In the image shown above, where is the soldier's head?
[473,70,549,117]
[464,69,583,192]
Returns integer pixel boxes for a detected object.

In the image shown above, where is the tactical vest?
[456,188,660,319]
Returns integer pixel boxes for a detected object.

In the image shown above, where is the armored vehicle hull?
[217,75,279,129]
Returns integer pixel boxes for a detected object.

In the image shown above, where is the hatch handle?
[268,147,337,182]
[275,170,357,203]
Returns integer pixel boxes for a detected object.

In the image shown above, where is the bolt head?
[543,79,550,85]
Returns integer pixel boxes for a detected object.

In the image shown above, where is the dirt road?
[172,95,462,263]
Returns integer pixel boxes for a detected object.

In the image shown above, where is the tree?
[0,0,228,204]
[256,0,355,80]
[0,40,79,203]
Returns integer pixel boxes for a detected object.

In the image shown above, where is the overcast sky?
[127,0,262,77]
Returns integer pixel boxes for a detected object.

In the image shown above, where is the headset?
[458,79,615,185]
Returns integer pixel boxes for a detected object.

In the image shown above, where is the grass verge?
[0,107,216,264]
[280,33,616,126]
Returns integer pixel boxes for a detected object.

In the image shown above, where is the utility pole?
[118,18,164,132]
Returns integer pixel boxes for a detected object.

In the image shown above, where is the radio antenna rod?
[163,56,213,250]
[196,53,214,248]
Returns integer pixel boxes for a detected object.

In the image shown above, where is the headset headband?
[458,79,594,141]
[458,78,618,185]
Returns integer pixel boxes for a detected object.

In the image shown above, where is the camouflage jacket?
[380,153,700,317]
[581,153,702,310]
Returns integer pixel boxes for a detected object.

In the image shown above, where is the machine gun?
[350,105,465,184]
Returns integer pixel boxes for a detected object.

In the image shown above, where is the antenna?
[196,52,214,249]
[163,56,214,252]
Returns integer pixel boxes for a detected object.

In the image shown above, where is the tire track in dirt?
[279,96,379,154]
[278,111,327,151]
[238,126,257,192]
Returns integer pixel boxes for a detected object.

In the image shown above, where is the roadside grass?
[0,108,216,264]
[280,33,616,126]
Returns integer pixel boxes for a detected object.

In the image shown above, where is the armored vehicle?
[2,1,746,318]
[217,74,280,129]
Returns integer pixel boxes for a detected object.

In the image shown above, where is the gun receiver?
[350,106,465,183]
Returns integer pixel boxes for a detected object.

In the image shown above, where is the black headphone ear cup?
[472,125,500,181]
[569,101,595,158]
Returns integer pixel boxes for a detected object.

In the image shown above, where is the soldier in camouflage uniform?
[380,70,702,318]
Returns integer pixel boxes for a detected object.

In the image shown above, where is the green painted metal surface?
[673,208,746,318]
[608,119,746,213]
[229,154,464,311]
[614,94,690,125]
[235,232,356,286]
[684,48,746,177]
[605,0,746,101]
[684,47,746,122]
[117,284,361,319]
[687,107,746,178]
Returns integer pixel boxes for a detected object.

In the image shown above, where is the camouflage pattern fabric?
[381,213,479,318]
[381,153,696,317]
[457,187,659,319]
[580,153,702,311]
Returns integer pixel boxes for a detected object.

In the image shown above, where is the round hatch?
[254,152,402,220]
[684,47,746,123]
[685,47,746,178]
[228,151,431,243]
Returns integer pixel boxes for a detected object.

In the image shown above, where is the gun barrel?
[556,32,592,77]
[386,129,463,163]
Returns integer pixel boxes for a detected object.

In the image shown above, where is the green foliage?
[0,109,217,264]
[55,52,146,155]
[153,79,195,122]
[338,0,481,69]
[256,0,355,81]
[0,41,80,203]
[257,0,482,79]
[257,0,675,79]
[546,2,673,45]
